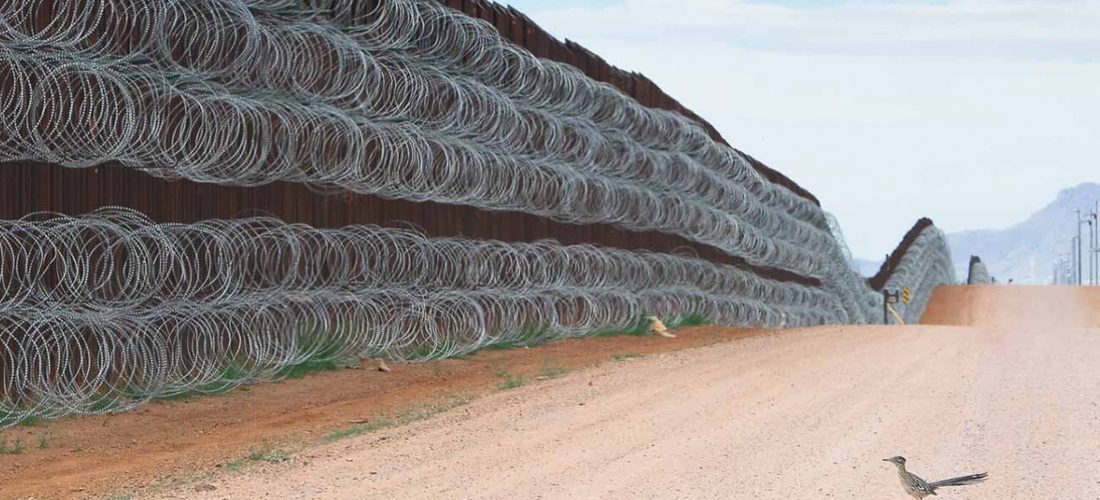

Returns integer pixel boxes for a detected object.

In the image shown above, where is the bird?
[883,456,987,499]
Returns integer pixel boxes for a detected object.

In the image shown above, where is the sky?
[503,0,1100,260]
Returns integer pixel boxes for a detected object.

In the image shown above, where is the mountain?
[945,182,1100,284]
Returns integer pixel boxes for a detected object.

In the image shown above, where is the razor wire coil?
[0,208,847,426]
[0,0,959,427]
[0,0,839,279]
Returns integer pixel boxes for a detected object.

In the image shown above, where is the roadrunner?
[883,456,987,499]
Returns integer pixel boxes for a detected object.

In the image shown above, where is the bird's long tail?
[929,472,988,488]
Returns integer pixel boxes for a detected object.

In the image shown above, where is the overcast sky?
[503,0,1100,260]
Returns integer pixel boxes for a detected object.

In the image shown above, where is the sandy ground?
[158,285,1100,499]
[0,324,765,499]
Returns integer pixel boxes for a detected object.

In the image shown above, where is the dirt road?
[0,324,764,499]
[168,286,1100,499]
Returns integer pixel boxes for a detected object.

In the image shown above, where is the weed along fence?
[0,0,956,427]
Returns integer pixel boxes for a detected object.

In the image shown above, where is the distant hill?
[945,182,1100,284]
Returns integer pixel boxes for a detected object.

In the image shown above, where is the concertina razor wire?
[0,0,956,426]
[968,257,993,285]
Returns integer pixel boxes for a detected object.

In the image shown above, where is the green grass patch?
[430,362,452,379]
[449,325,553,358]
[87,393,126,412]
[0,435,25,455]
[496,375,527,390]
[538,361,569,379]
[36,430,54,449]
[591,314,713,338]
[224,459,245,472]
[667,313,712,328]
[276,359,339,380]
[485,324,551,351]
[324,417,396,442]
[157,321,354,402]
[393,395,472,421]
[611,353,644,361]
[402,343,440,360]
[246,443,292,464]
[324,395,473,443]
[218,441,302,474]
[0,406,42,428]
[492,366,526,389]
[406,314,712,362]
[153,364,252,402]
[592,316,650,337]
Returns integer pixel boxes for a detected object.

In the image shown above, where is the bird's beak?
[882,458,891,462]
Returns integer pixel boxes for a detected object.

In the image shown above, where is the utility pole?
[1076,209,1085,285]
[882,289,899,324]
[1090,211,1096,285]
[1071,237,1079,285]
[1086,214,1095,285]
[1086,203,1095,287]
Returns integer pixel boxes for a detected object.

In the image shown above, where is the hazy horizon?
[504,0,1100,260]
